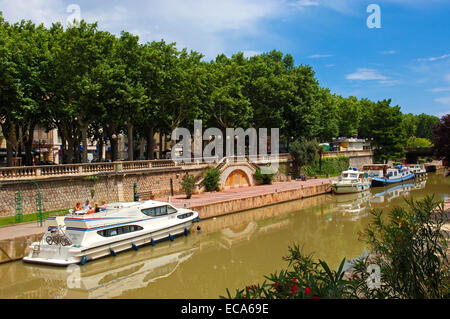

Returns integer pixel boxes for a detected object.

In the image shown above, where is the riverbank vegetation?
[203,167,221,191]
[222,195,449,299]
[0,14,441,167]
[304,156,350,178]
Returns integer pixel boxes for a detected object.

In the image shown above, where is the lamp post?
[111,134,117,162]
[38,139,41,164]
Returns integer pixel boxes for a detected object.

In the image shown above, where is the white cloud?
[346,68,389,81]
[430,87,450,93]
[290,0,320,9]
[308,54,333,58]
[242,50,262,58]
[417,54,450,62]
[0,0,67,27]
[435,97,450,106]
[380,50,397,55]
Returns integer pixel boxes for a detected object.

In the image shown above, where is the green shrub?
[222,244,350,299]
[289,139,319,177]
[351,195,449,299]
[304,156,349,177]
[203,168,221,192]
[254,167,276,185]
[181,174,196,199]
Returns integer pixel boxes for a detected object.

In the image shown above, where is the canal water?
[0,173,448,299]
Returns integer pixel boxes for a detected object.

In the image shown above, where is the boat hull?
[23,217,199,266]
[371,173,415,187]
[332,182,371,194]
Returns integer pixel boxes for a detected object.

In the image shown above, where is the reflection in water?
[0,173,448,299]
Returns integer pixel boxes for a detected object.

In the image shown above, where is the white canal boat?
[332,169,371,194]
[407,164,427,177]
[23,200,200,266]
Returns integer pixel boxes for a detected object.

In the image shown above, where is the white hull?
[332,182,371,194]
[23,200,200,266]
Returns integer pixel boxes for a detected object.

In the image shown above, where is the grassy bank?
[0,209,69,227]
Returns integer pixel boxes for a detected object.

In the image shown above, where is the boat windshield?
[343,173,358,178]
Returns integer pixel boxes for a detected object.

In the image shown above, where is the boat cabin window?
[343,173,358,178]
[177,212,194,219]
[141,205,177,217]
[97,225,143,237]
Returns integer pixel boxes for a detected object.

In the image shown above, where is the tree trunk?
[24,134,34,166]
[2,119,16,167]
[145,125,154,160]
[24,121,37,166]
[127,121,134,161]
[98,135,104,161]
[159,132,163,159]
[81,125,88,163]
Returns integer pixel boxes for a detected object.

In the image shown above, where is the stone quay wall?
[0,167,205,217]
[192,182,331,220]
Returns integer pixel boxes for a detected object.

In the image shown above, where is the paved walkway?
[158,178,333,208]
[0,222,45,242]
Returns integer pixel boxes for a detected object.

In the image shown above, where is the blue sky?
[1,0,449,117]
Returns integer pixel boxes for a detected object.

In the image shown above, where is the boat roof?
[107,200,174,209]
[363,164,389,168]
[341,169,364,174]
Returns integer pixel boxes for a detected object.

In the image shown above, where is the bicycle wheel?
[52,235,61,245]
[45,236,53,245]
[62,237,71,246]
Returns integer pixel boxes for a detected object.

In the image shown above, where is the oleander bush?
[181,174,196,199]
[222,195,449,299]
[203,167,221,192]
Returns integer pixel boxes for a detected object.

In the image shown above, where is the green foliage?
[370,99,407,163]
[254,167,276,185]
[406,136,433,148]
[180,174,196,199]
[203,168,221,192]
[222,196,449,299]
[352,195,449,299]
[82,175,98,182]
[289,139,319,177]
[304,156,349,177]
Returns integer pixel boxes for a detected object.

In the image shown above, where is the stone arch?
[220,164,255,189]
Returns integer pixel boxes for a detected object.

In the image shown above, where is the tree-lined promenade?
[0,14,441,167]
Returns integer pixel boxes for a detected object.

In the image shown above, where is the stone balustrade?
[321,150,373,158]
[0,154,292,181]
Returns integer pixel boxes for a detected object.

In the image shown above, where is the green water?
[0,173,448,299]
